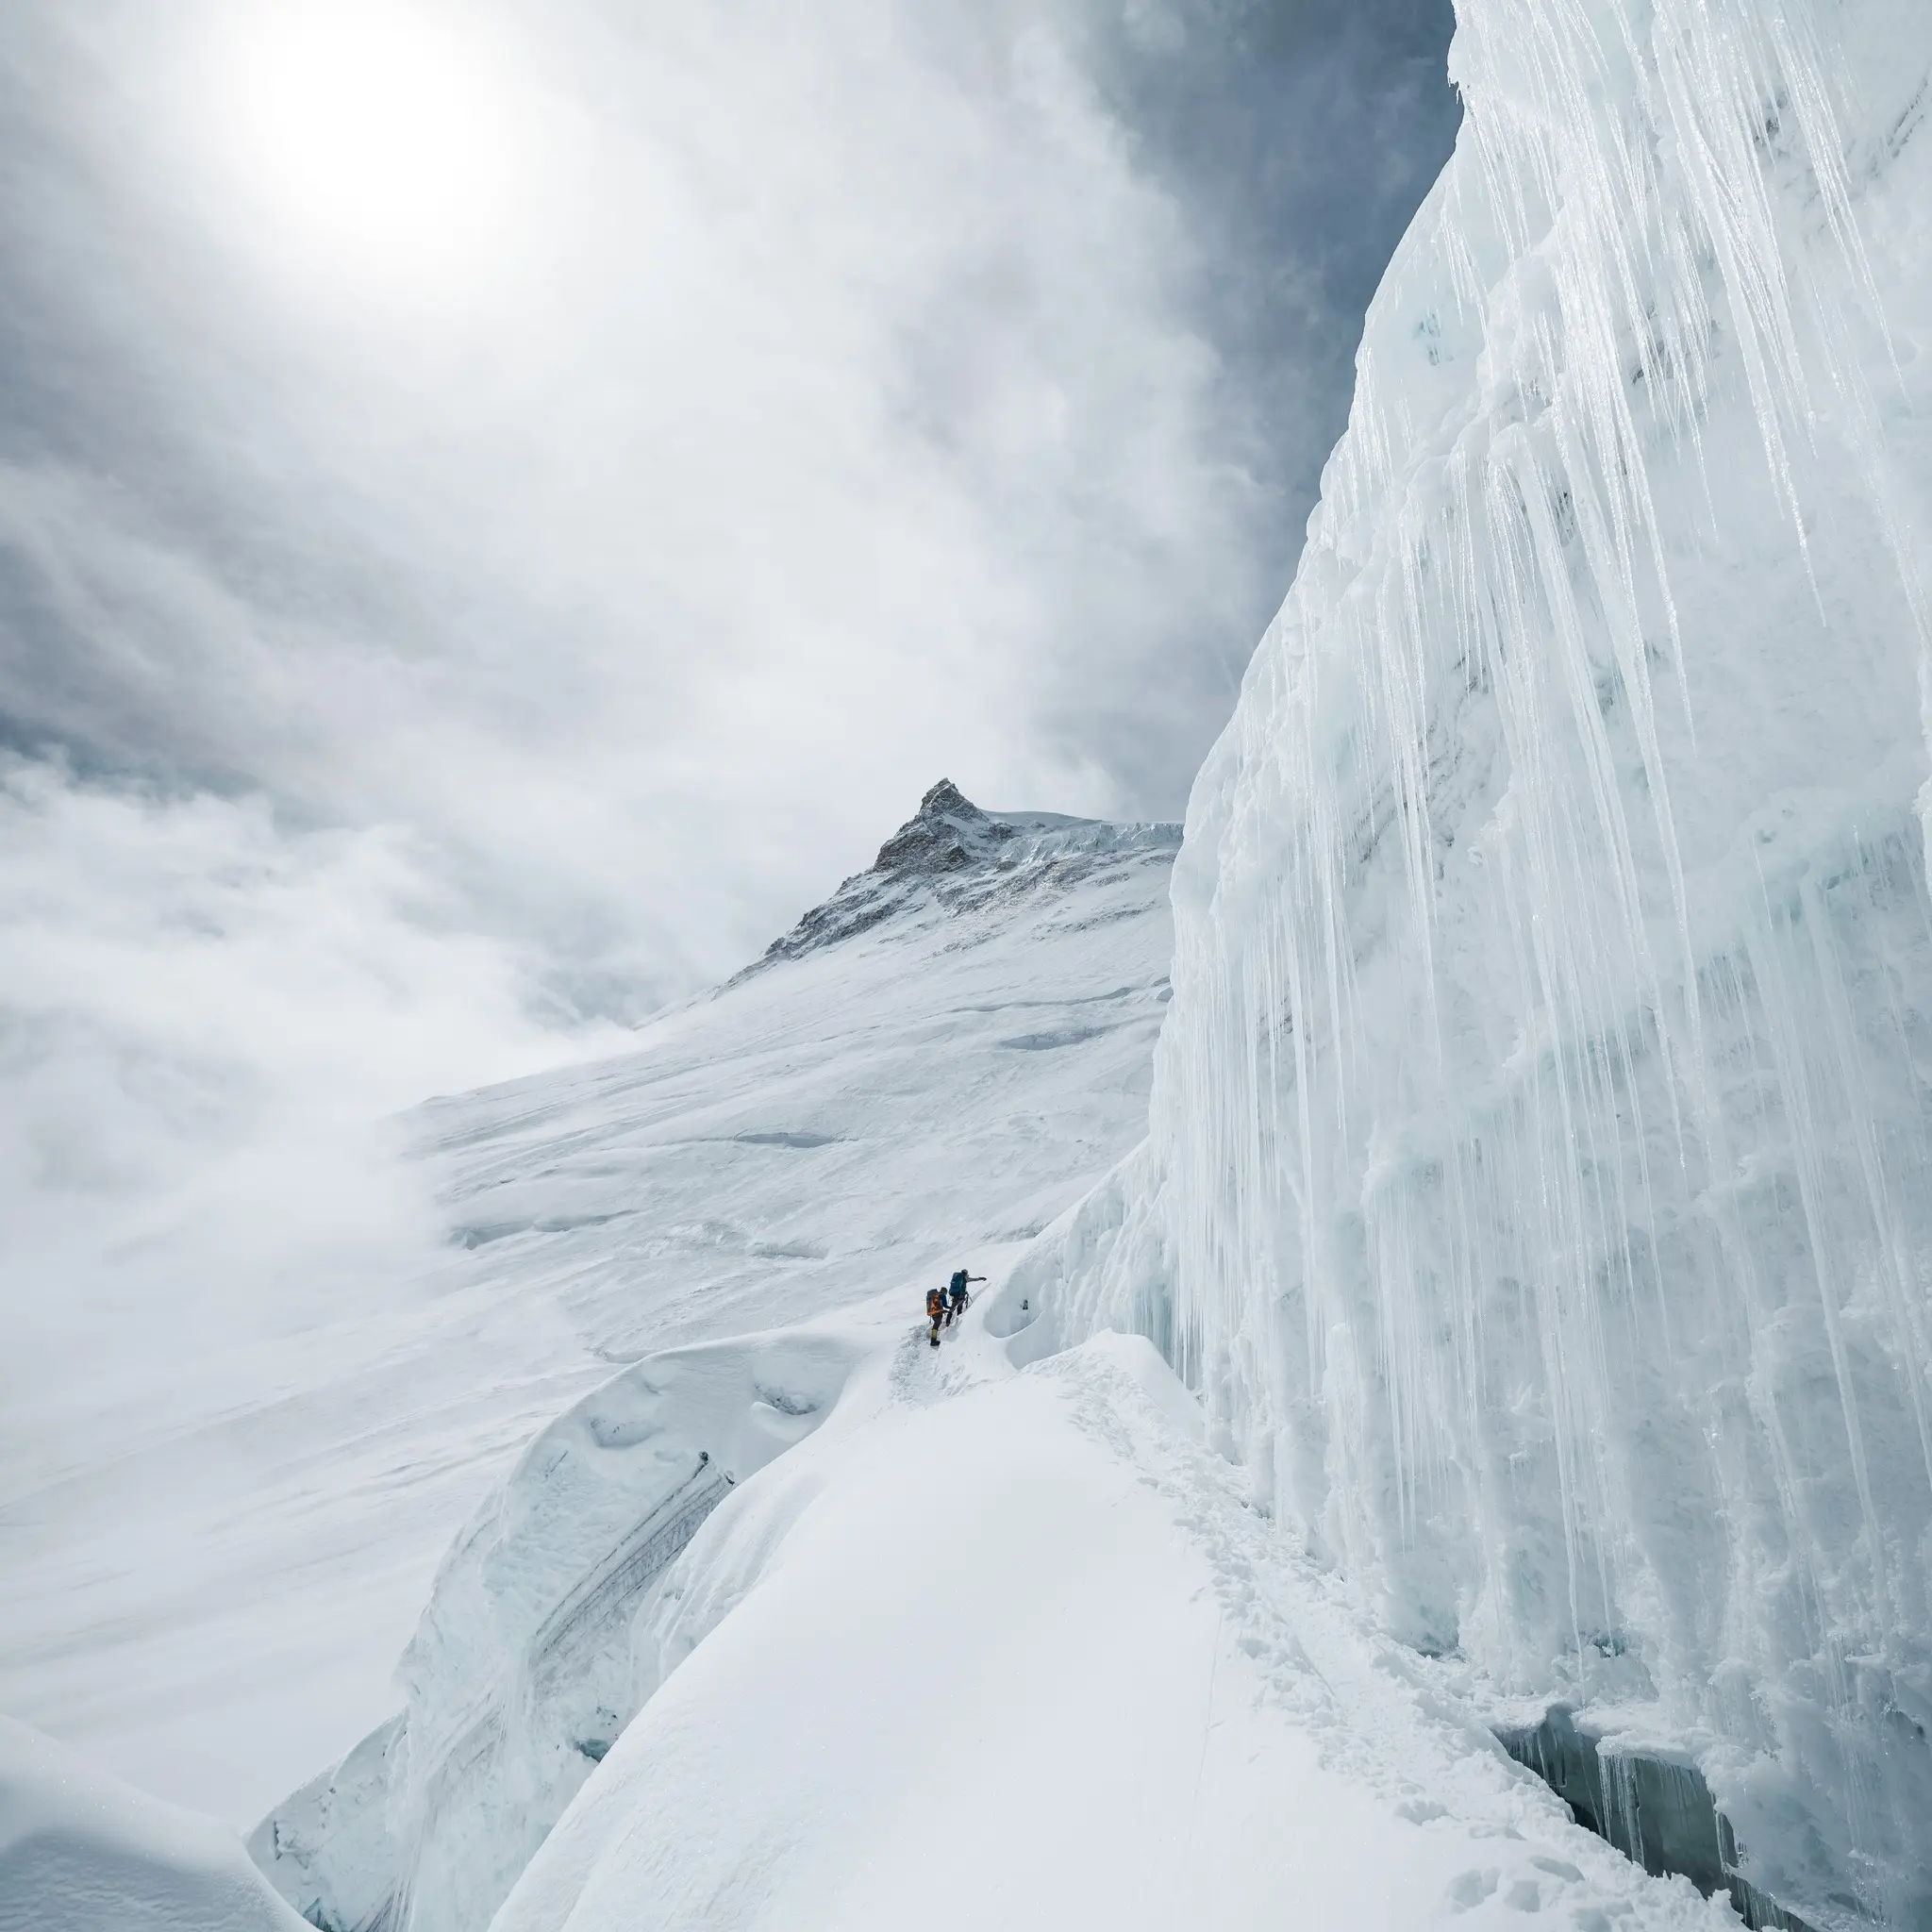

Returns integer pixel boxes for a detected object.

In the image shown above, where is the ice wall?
[1066,3,1932,1924]
[251,1328,860,1932]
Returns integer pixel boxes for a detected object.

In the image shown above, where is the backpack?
[927,1288,945,1317]
[949,1270,968,1294]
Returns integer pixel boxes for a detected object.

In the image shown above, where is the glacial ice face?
[1074,3,1932,1924]
[250,1329,861,1932]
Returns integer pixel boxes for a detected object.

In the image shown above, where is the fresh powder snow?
[0,1716,308,1932]
[487,1324,1736,1932]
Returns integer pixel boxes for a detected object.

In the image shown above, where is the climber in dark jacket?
[945,1269,985,1325]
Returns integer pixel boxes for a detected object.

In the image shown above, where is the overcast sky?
[0,0,1457,1402]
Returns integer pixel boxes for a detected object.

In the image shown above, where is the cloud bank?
[0,0,1457,1425]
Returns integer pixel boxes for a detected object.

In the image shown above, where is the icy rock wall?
[1075,3,1932,1924]
[250,1330,859,1932]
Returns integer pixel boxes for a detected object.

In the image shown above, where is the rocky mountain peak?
[871,779,1015,878]
[735,780,1179,982]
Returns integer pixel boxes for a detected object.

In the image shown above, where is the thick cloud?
[0,0,1457,974]
[0,1,1457,1415]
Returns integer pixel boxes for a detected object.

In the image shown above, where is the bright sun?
[215,1,526,292]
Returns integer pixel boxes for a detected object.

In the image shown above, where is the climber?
[926,1284,947,1348]
[945,1268,985,1325]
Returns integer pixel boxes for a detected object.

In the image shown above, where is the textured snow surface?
[0,790,1177,1826]
[480,1324,1736,1932]
[256,1304,1750,1932]
[0,1715,308,1932]
[426,786,1181,1372]
[1035,4,1932,1927]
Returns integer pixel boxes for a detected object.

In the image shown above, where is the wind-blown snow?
[0,786,1178,1826]
[1035,4,1932,1926]
[0,1715,308,1932]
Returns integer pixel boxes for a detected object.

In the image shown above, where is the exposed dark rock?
[734,779,1179,980]
[871,779,1016,874]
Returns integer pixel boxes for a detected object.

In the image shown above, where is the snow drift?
[1041,3,1932,1925]
[0,1715,308,1932]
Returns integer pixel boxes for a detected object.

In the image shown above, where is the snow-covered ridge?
[741,777,1180,974]
[256,1305,1751,1932]
[1,783,1178,1834]
[235,781,1189,1928]
[486,1328,1741,1932]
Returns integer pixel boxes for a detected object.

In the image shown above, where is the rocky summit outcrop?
[869,778,1021,874]
[740,780,1179,977]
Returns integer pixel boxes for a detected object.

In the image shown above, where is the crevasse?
[1040,2,1932,1924]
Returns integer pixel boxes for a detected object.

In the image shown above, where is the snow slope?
[0,782,1179,1828]
[421,780,1181,1368]
[1028,4,1932,1927]
[260,1287,1746,1932]
[0,1715,308,1932]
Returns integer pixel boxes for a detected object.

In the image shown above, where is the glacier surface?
[252,1324,866,1932]
[242,780,1764,1932]
[267,1283,1751,1932]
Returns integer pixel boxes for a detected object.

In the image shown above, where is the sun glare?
[216,2,526,293]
